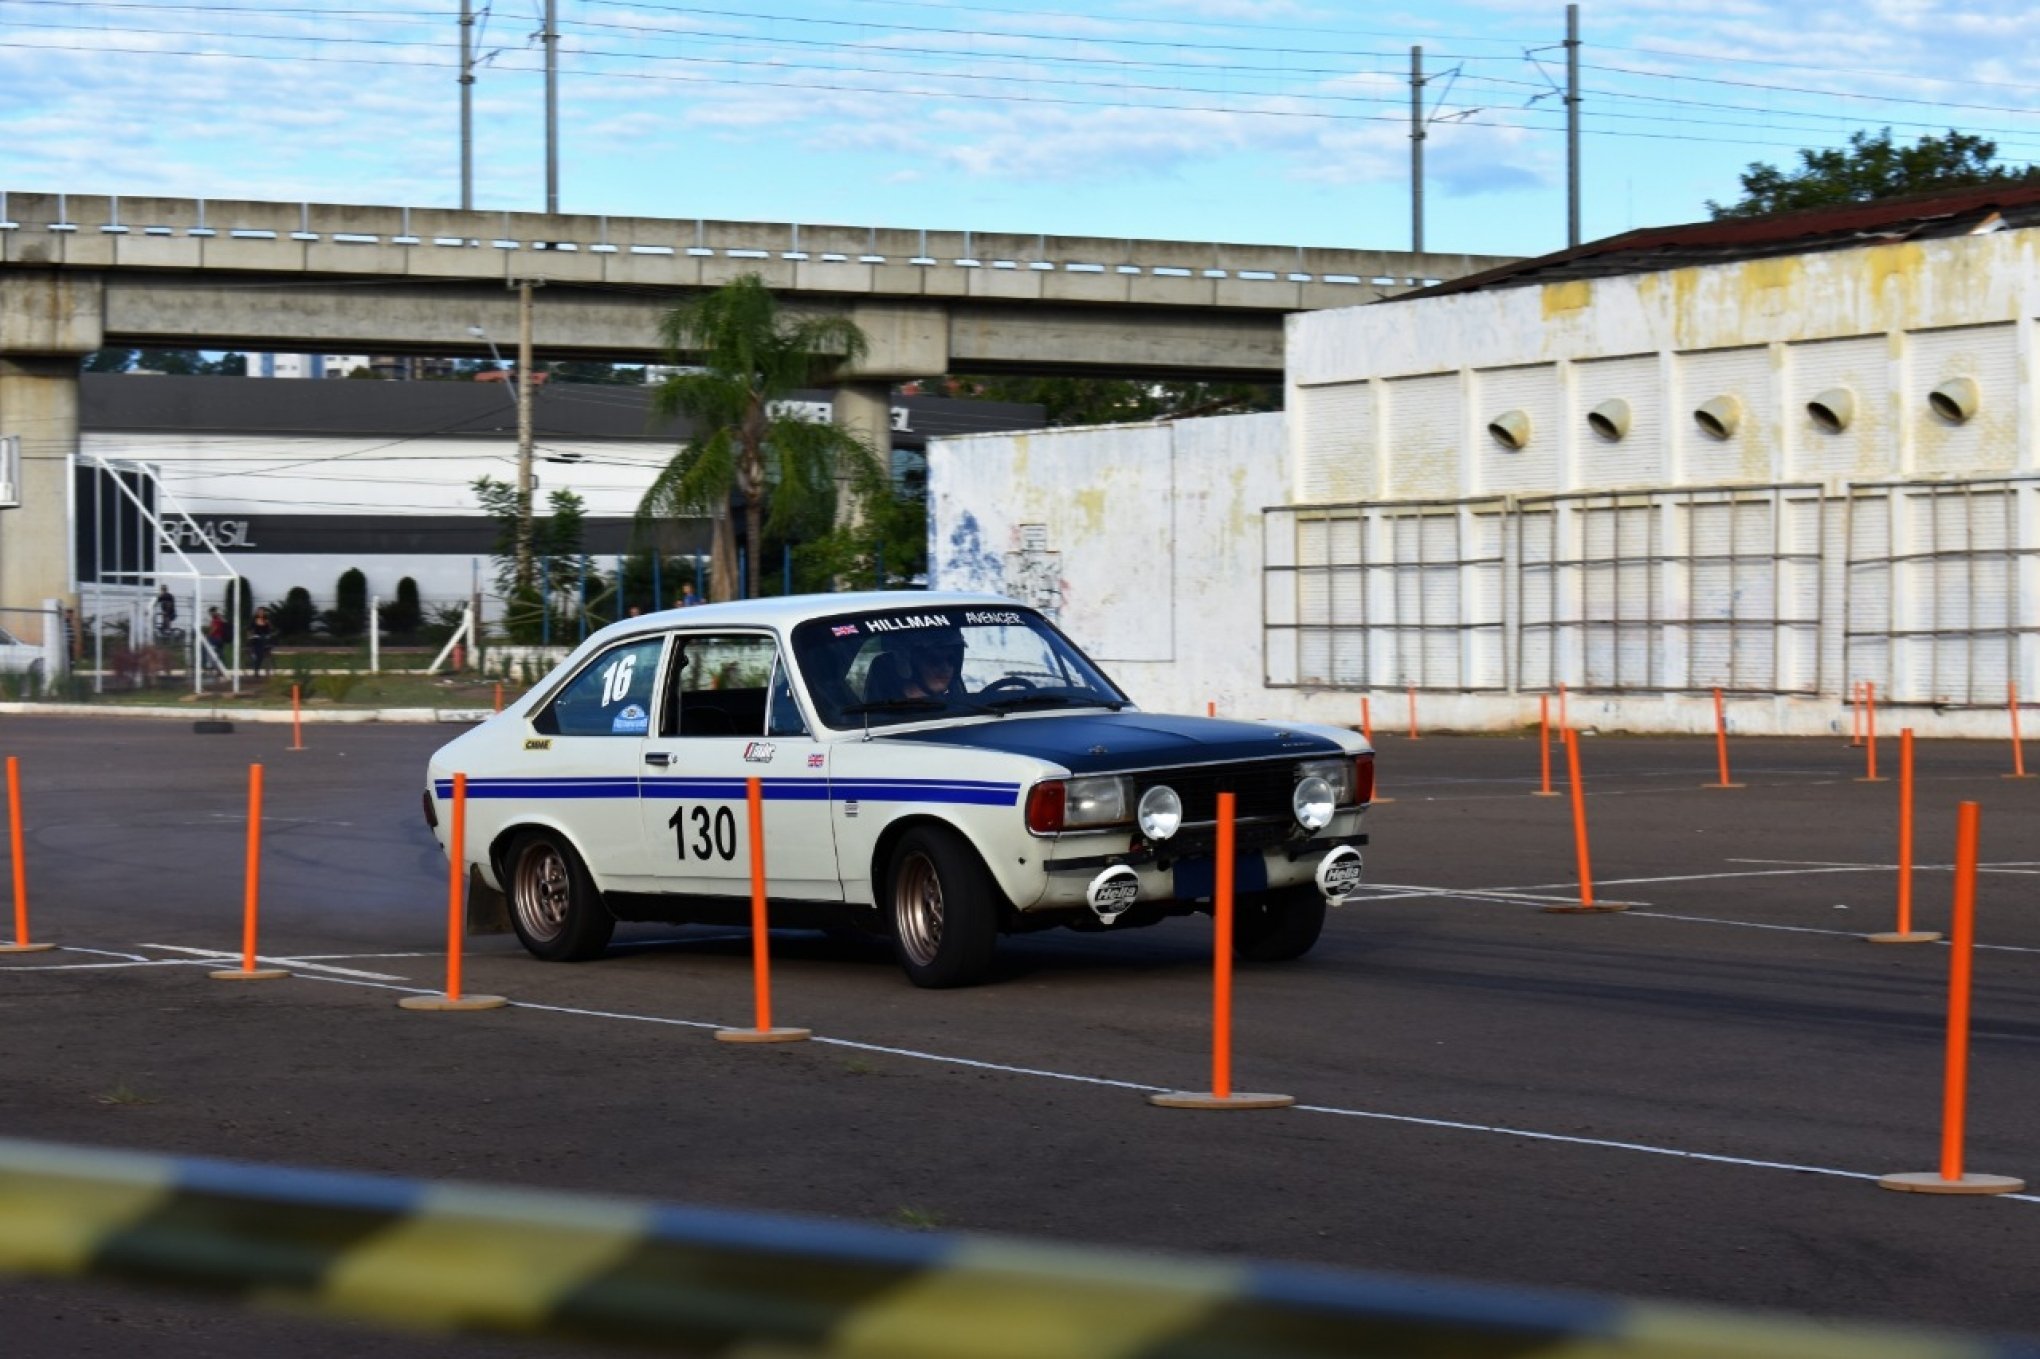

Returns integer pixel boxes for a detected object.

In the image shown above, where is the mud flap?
[465,865,512,934]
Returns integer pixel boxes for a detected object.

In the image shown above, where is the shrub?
[384,576,423,637]
[273,587,316,640]
[328,568,368,639]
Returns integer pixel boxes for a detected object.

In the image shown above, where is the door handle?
[644,751,673,767]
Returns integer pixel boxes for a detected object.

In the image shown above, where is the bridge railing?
[0,192,1514,305]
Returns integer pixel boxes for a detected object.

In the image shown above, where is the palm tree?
[641,275,875,600]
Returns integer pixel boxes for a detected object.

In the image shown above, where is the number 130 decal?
[667,804,739,861]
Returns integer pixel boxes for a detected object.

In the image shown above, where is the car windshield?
[790,605,1128,730]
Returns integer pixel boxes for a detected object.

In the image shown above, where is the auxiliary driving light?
[1136,784,1182,841]
[1292,775,1335,832]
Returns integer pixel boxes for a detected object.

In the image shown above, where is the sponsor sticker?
[743,741,776,764]
[523,738,552,751]
[862,613,953,633]
[963,610,1026,626]
[807,753,826,769]
[610,703,649,736]
[1085,865,1141,920]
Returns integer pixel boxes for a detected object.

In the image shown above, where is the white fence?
[1267,475,2040,709]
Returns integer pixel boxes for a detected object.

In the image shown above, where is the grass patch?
[890,1205,944,1231]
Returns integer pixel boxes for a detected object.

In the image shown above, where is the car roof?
[595,590,1027,645]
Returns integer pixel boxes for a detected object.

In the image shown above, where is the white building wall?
[933,225,2040,737]
[928,413,1287,718]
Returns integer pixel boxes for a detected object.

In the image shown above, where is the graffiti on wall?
[1003,524,1064,618]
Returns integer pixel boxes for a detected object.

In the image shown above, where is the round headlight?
[1137,784,1182,841]
[1292,775,1335,832]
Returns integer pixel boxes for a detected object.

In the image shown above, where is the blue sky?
[6,0,2040,260]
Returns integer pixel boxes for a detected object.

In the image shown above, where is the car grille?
[1133,760,1300,824]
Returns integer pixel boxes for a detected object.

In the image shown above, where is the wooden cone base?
[1702,783,1747,789]
[210,968,288,981]
[1878,1171,2025,1195]
[2003,774,2038,781]
[1867,931,1942,944]
[399,993,508,1011]
[1856,776,1888,784]
[716,1026,812,1044]
[1148,1091,1295,1110]
[1540,903,1628,914]
[0,942,56,954]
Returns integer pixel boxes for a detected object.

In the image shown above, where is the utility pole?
[458,0,475,210]
[543,0,559,214]
[514,278,537,593]
[1566,3,1581,248]
[1410,45,1425,257]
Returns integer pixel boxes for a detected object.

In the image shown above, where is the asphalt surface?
[2,714,2039,1354]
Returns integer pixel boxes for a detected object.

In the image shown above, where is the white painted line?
[283,952,431,962]
[1362,881,1647,908]
[1625,910,2040,956]
[1728,857,1889,869]
[277,972,2038,1205]
[0,958,214,972]
[137,944,406,982]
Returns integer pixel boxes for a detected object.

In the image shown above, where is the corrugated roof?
[1401,180,2040,301]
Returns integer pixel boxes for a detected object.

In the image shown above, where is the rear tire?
[1233,884,1326,962]
[505,830,614,962]
[885,826,1001,988]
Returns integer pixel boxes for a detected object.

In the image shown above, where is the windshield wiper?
[980,692,1126,712]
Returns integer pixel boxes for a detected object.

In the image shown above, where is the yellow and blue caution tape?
[0,1134,2030,1358]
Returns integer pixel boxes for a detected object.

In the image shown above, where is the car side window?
[658,634,783,738]
[766,655,810,737]
[533,637,664,737]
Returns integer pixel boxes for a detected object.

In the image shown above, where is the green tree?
[793,451,927,591]
[474,477,593,642]
[82,349,137,373]
[325,567,369,639]
[642,274,877,601]
[1708,128,2040,219]
[549,360,647,385]
[134,348,207,375]
[382,576,423,637]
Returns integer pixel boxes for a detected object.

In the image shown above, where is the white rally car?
[424,592,1372,988]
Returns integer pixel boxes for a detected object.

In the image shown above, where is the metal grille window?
[1264,498,1507,691]
[1843,478,2036,707]
[1515,485,1823,694]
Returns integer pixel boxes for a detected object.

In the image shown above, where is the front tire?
[505,830,614,962]
[886,827,1000,988]
[1233,884,1326,962]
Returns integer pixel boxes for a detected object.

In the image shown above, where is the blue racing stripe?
[434,775,1020,807]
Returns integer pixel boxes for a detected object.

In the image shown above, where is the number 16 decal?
[667,804,739,861]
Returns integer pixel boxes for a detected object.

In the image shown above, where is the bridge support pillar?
[830,380,892,531]
[0,270,103,644]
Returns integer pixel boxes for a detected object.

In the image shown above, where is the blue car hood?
[879,710,1343,775]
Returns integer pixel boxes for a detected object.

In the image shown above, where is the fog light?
[1137,784,1182,841]
[1293,775,1335,831]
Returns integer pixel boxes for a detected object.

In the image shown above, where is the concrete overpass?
[0,191,1517,635]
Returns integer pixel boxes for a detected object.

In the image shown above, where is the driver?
[900,626,965,699]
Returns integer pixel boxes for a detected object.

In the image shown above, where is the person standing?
[248,607,275,677]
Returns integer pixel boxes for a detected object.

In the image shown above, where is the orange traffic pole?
[1406,685,1419,740]
[1542,729,1624,914]
[1870,729,1938,945]
[400,772,505,1011]
[1705,687,1743,788]
[0,756,52,954]
[289,683,304,751]
[1149,792,1293,1110]
[1880,803,2025,1195]
[1207,700,1216,717]
[1212,791,1235,1101]
[1533,695,1558,796]
[716,778,809,1043]
[1860,681,1884,781]
[212,764,286,981]
[1360,696,1373,745]
[2007,682,2033,779]
[494,681,504,714]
